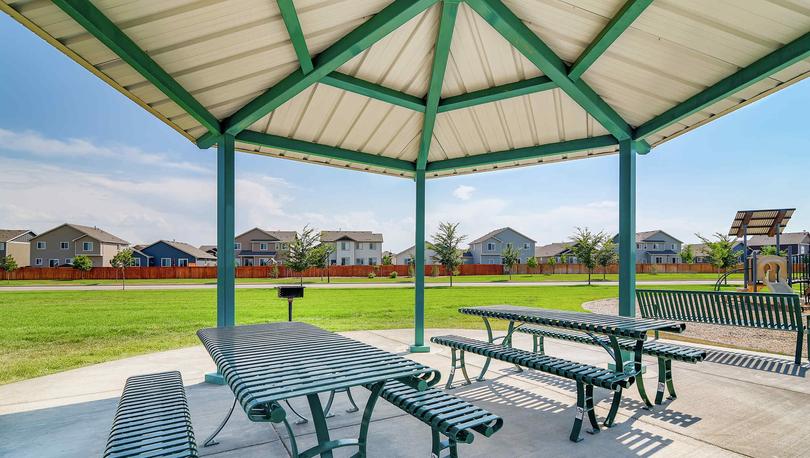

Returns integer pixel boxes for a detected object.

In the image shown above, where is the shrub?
[368,271,376,279]
[269,264,280,278]
[431,265,440,277]
[389,271,398,279]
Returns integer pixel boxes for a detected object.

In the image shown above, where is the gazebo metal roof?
[728,208,795,237]
[3,0,809,178]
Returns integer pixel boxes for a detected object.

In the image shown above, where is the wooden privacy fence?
[6,262,730,280]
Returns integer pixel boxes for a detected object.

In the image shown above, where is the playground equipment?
[756,254,793,294]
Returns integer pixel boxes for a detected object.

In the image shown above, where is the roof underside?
[729,208,796,237]
[3,0,810,178]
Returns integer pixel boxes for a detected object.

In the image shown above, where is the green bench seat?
[376,380,503,457]
[430,335,633,442]
[105,371,197,458]
[515,325,706,404]
[637,289,809,365]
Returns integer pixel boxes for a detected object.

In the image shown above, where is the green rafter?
[277,0,313,74]
[321,72,426,111]
[224,0,437,136]
[426,135,617,172]
[437,76,555,112]
[417,0,459,170]
[568,0,653,80]
[635,30,810,140]
[236,130,416,173]
[52,0,221,136]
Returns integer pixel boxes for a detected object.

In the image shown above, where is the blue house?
[130,248,151,267]
[141,240,217,267]
[468,227,536,264]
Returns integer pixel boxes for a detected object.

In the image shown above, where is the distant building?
[29,223,129,268]
[687,241,744,264]
[394,243,438,265]
[468,228,536,264]
[534,242,578,264]
[0,229,36,267]
[321,231,383,266]
[613,230,683,264]
[140,240,217,267]
[131,248,152,267]
[235,228,297,266]
[746,231,810,256]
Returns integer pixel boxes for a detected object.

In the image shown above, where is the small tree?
[526,256,538,273]
[696,232,741,284]
[501,245,521,280]
[568,227,606,285]
[286,226,319,285]
[595,239,617,280]
[110,248,133,290]
[430,222,466,287]
[546,257,556,276]
[680,244,694,264]
[310,243,335,283]
[0,255,18,283]
[381,253,393,266]
[72,255,93,279]
[759,245,787,257]
[407,259,414,278]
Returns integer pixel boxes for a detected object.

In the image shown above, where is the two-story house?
[746,231,810,256]
[29,223,129,267]
[613,230,683,264]
[140,240,217,267]
[321,231,383,266]
[235,228,296,266]
[468,228,536,264]
[534,242,578,264]
[0,229,36,267]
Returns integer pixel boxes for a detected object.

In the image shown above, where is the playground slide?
[764,278,794,294]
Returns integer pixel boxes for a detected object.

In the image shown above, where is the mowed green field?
[0,285,724,385]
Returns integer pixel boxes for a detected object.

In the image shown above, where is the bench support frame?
[446,348,472,389]
[570,382,600,442]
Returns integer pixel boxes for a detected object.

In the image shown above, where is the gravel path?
[583,298,800,357]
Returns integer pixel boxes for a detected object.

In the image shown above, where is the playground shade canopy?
[2,0,809,177]
[728,208,796,237]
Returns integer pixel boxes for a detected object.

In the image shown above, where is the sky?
[1,14,809,254]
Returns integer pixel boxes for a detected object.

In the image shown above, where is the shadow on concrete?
[703,348,807,377]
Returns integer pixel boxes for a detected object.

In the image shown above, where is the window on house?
[282,243,288,250]
[178,258,189,267]
[369,243,375,250]
[523,243,529,250]
[368,257,377,265]
[487,243,495,251]
[341,257,349,266]
[161,258,172,267]
[132,258,141,267]
[83,242,93,251]
[60,242,69,250]
[36,241,46,249]
[506,243,513,249]
[636,243,640,249]
[341,242,348,250]
[65,258,73,265]
[655,256,662,264]
[0,242,4,251]
[355,258,364,265]
[35,258,43,266]
[49,259,59,267]
[356,242,363,250]
[260,242,268,251]
[235,243,241,250]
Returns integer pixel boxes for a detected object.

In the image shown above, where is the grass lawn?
[0,272,740,287]
[0,284,723,385]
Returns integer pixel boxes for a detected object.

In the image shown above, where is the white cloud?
[452,185,476,200]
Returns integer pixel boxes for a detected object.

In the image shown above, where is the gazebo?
[3,0,808,371]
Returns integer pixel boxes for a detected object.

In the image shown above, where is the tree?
[310,243,335,283]
[430,222,466,287]
[546,257,556,276]
[759,245,787,257]
[696,232,741,283]
[110,248,133,290]
[680,244,695,264]
[381,252,393,266]
[72,255,93,279]
[526,256,538,273]
[286,226,319,285]
[501,245,521,281]
[595,239,618,280]
[568,227,607,285]
[0,255,18,283]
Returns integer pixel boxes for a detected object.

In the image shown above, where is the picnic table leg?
[570,382,598,442]
[446,349,472,389]
[476,317,494,381]
[656,357,677,402]
[203,397,237,447]
[632,339,653,408]
[284,399,310,424]
[356,380,385,457]
[604,387,623,427]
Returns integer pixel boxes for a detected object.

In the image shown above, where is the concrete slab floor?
[0,328,808,457]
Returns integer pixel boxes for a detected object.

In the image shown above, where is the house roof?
[321,231,383,243]
[747,231,810,247]
[146,240,217,260]
[131,248,151,259]
[0,229,34,242]
[687,241,744,258]
[471,227,536,245]
[236,228,297,242]
[534,242,570,258]
[199,245,217,252]
[32,223,129,245]
[394,243,434,258]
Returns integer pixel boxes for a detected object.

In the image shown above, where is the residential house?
[321,231,383,266]
[687,241,744,264]
[235,228,296,266]
[140,240,216,267]
[468,228,536,264]
[29,223,129,267]
[199,245,217,257]
[131,248,152,267]
[612,230,683,264]
[0,229,36,267]
[534,242,578,264]
[746,231,810,256]
[394,243,438,265]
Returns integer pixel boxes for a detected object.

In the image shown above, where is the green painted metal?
[321,72,426,112]
[217,134,236,328]
[635,31,810,140]
[411,169,429,353]
[417,0,459,171]
[224,0,437,136]
[437,76,555,112]
[568,0,653,80]
[426,135,617,172]
[277,0,313,74]
[196,131,218,149]
[236,130,416,172]
[465,0,632,142]
[618,139,636,317]
[52,0,221,137]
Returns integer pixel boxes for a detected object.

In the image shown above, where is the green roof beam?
[568,0,653,80]
[437,75,555,112]
[635,30,810,140]
[224,0,437,136]
[465,0,632,141]
[53,0,221,136]
[321,72,426,112]
[277,0,313,74]
[417,0,459,170]
[426,135,617,172]
[236,130,416,173]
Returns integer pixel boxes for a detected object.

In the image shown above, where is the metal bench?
[376,380,503,457]
[431,335,634,442]
[105,371,197,458]
[636,289,809,365]
[515,326,706,404]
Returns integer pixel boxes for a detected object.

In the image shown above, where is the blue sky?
[1,14,809,253]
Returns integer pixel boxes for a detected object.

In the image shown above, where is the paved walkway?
[1,328,806,457]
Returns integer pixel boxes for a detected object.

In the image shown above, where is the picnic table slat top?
[459,305,685,338]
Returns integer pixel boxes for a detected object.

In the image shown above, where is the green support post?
[618,139,636,317]
[206,134,236,385]
[410,169,429,353]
